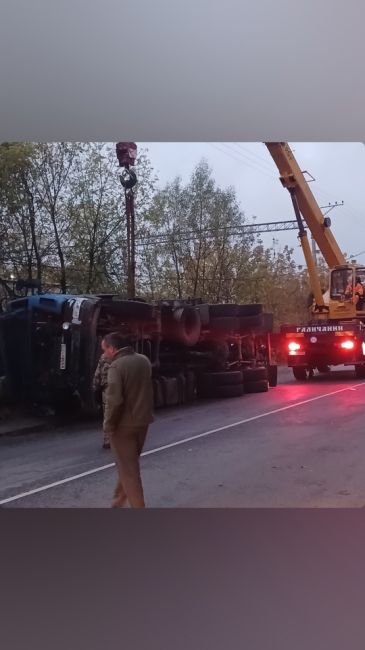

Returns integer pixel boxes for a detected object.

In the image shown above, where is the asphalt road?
[1,366,365,508]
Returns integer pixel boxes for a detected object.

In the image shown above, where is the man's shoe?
[102,442,111,450]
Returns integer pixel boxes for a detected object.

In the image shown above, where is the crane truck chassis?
[265,142,365,381]
[282,320,365,380]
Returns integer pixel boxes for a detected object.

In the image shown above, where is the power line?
[209,143,276,183]
[230,143,277,179]
[232,143,277,174]
[219,143,277,181]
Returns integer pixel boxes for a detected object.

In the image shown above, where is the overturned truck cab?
[0,293,160,412]
[0,293,277,411]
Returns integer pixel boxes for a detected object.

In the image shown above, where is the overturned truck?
[0,293,277,411]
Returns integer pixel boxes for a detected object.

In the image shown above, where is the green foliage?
[0,143,318,327]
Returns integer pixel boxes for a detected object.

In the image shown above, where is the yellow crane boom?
[265,142,346,268]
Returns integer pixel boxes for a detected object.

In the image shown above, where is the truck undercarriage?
[0,293,277,413]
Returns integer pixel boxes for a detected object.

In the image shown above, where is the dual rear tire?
[197,365,273,398]
[243,367,269,393]
[197,370,244,398]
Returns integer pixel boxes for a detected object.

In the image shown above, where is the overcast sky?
[137,142,365,266]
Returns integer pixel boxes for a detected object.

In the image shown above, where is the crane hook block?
[119,168,138,189]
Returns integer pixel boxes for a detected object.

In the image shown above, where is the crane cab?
[329,265,365,320]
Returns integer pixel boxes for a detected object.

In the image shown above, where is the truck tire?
[355,364,365,379]
[209,316,240,331]
[317,365,331,374]
[153,378,164,408]
[268,364,278,387]
[242,367,268,382]
[162,306,201,346]
[177,373,187,403]
[196,303,210,327]
[239,314,264,330]
[160,376,180,406]
[209,304,239,318]
[214,383,244,398]
[243,379,269,393]
[292,367,308,381]
[237,304,263,316]
[199,370,243,388]
[185,370,197,401]
[210,383,244,398]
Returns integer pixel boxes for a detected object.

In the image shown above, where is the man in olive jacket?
[102,331,154,508]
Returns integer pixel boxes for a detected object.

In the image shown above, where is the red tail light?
[288,341,301,351]
[340,340,355,350]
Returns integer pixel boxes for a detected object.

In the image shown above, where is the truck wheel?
[237,304,263,316]
[355,364,365,379]
[162,306,201,346]
[214,383,244,398]
[292,367,308,381]
[209,316,240,331]
[199,370,243,388]
[243,379,269,393]
[159,376,180,406]
[239,314,264,330]
[242,367,268,382]
[196,303,210,327]
[174,306,201,346]
[153,378,164,408]
[268,364,278,387]
[209,304,239,317]
[211,383,244,398]
[185,371,197,402]
[317,365,330,373]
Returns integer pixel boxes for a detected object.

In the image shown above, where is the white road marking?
[0,463,116,505]
[1,382,364,505]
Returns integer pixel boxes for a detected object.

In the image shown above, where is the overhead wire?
[232,143,278,173]
[209,143,277,183]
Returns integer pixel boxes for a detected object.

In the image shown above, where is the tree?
[0,142,43,281]
[32,143,81,292]
[141,159,256,301]
[64,143,120,293]
[0,142,318,327]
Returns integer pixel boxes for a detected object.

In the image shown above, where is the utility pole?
[116,142,138,299]
[311,235,318,267]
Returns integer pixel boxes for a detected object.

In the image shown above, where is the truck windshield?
[330,268,353,300]
[355,268,365,286]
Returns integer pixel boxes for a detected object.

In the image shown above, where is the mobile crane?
[265,142,365,380]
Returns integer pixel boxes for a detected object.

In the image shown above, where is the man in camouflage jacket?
[93,353,112,449]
